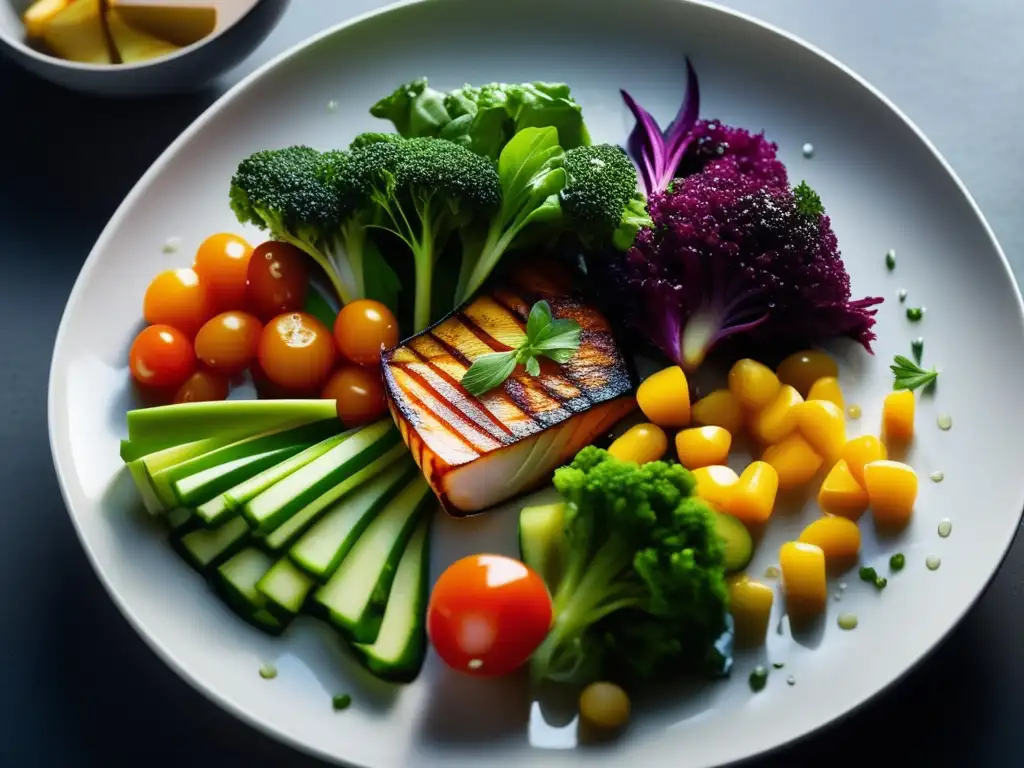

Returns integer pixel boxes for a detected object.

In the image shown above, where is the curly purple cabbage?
[678,119,789,191]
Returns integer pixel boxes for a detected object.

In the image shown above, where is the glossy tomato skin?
[173,369,230,404]
[427,554,552,678]
[333,299,400,366]
[194,311,263,374]
[258,312,336,391]
[143,268,215,338]
[193,233,253,311]
[129,324,197,390]
[321,365,387,427]
[246,241,309,321]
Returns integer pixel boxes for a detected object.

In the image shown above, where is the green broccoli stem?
[458,221,521,304]
[280,235,355,307]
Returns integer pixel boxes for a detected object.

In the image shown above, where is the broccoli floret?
[561,144,652,251]
[349,132,404,150]
[529,447,729,684]
[230,146,371,306]
[340,135,501,331]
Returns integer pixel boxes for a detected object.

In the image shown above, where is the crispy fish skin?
[383,261,637,516]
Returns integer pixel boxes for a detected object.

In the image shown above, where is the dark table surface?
[3,1,1022,765]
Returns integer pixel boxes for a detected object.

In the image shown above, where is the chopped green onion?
[906,307,924,322]
[885,249,896,270]
[889,553,906,571]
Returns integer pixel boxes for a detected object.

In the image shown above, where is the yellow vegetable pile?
[22,0,216,65]
[609,349,922,647]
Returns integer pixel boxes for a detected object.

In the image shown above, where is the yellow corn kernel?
[796,399,847,466]
[675,426,731,469]
[807,376,844,409]
[636,366,691,428]
[777,350,839,397]
[863,460,918,528]
[840,435,888,487]
[691,465,739,510]
[817,459,869,520]
[798,516,861,560]
[779,541,827,619]
[728,358,782,411]
[608,423,668,465]
[728,575,774,647]
[730,461,779,524]
[883,390,915,443]
[692,389,743,434]
[762,433,823,489]
[749,384,803,444]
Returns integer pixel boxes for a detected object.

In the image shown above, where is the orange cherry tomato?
[427,554,552,678]
[129,324,196,389]
[193,233,253,311]
[257,312,336,391]
[194,311,263,374]
[172,369,230,404]
[142,268,215,338]
[333,299,399,366]
[246,241,309,321]
[321,365,387,426]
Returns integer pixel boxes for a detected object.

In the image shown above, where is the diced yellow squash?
[840,435,888,487]
[42,0,112,64]
[762,434,823,489]
[798,516,861,559]
[106,8,181,64]
[636,366,691,428]
[674,426,731,469]
[780,541,827,619]
[691,465,739,511]
[749,384,803,444]
[108,1,217,47]
[692,389,743,434]
[796,399,847,466]
[863,460,918,528]
[807,376,844,409]
[728,575,774,647]
[777,350,839,397]
[817,459,869,520]
[730,461,779,524]
[883,390,915,443]
[728,358,781,411]
[22,0,70,38]
[608,422,668,465]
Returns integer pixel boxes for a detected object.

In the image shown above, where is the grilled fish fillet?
[383,261,637,516]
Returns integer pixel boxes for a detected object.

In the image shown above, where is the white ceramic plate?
[48,0,1024,766]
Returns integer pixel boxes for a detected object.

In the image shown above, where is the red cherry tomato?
[427,554,552,677]
[321,365,387,426]
[257,311,336,391]
[333,299,399,366]
[246,241,309,321]
[194,311,263,374]
[143,268,215,338]
[173,369,230,404]
[193,233,253,311]
[129,324,197,390]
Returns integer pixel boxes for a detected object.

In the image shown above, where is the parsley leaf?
[891,355,939,392]
[461,300,582,396]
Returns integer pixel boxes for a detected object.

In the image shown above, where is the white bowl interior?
[48,0,1024,766]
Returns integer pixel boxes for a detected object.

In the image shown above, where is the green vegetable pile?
[528,447,731,684]
[229,79,650,334]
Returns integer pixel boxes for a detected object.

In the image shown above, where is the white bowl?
[0,0,289,96]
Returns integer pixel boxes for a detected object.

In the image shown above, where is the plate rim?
[46,0,1024,766]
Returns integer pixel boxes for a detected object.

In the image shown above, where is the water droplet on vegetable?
[930,471,944,483]
[938,519,952,538]
[838,613,858,630]
[258,663,277,680]
[802,143,815,158]
[926,555,942,571]
[846,405,862,420]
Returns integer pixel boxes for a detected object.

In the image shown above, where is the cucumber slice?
[195,494,234,529]
[312,474,432,643]
[713,510,754,573]
[266,444,409,555]
[352,514,431,683]
[518,502,568,592]
[129,434,239,513]
[256,557,315,620]
[214,547,288,634]
[172,443,306,507]
[166,507,195,532]
[173,517,250,572]
[243,420,398,536]
[221,431,355,517]
[288,459,413,579]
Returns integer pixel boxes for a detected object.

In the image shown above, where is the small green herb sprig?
[891,355,939,392]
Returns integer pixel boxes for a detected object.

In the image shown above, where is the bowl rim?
[1,0,268,73]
